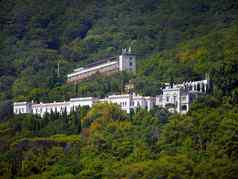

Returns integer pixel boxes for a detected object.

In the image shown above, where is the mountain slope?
[0,0,238,101]
[138,23,238,96]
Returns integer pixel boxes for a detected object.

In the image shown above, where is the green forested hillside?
[138,23,238,96]
[0,0,238,178]
[0,0,238,101]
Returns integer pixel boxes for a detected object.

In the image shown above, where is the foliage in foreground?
[0,101,237,178]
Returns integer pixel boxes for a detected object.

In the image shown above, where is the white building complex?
[13,45,210,116]
[13,79,210,116]
[14,93,154,117]
[67,48,136,84]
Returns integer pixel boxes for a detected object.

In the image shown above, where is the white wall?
[14,102,32,114]
[108,94,131,113]
[119,54,136,73]
[32,102,70,117]
[70,97,97,111]
[13,93,155,116]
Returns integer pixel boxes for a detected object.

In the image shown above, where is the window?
[173,96,177,102]
[123,102,127,107]
[145,101,148,107]
[166,96,170,102]
[202,83,205,92]
[182,96,187,101]
[181,105,187,111]
[130,101,134,106]
[197,83,200,91]
[129,62,133,66]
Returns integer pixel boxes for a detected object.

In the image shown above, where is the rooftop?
[67,60,118,78]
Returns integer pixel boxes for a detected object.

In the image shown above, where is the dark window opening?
[181,105,187,111]
[197,84,200,91]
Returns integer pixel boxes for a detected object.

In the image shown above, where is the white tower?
[119,48,136,74]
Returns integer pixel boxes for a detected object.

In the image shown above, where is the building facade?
[156,79,210,114]
[13,93,154,116]
[67,48,136,84]
[14,79,209,116]
[14,102,32,114]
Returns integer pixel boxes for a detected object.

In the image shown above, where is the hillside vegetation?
[0,103,238,178]
[0,0,238,178]
[0,0,238,101]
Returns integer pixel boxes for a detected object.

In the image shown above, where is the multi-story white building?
[105,94,154,113]
[13,93,154,116]
[67,48,136,84]
[156,79,210,114]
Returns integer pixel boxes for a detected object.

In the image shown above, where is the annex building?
[67,48,136,84]
[156,79,210,114]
